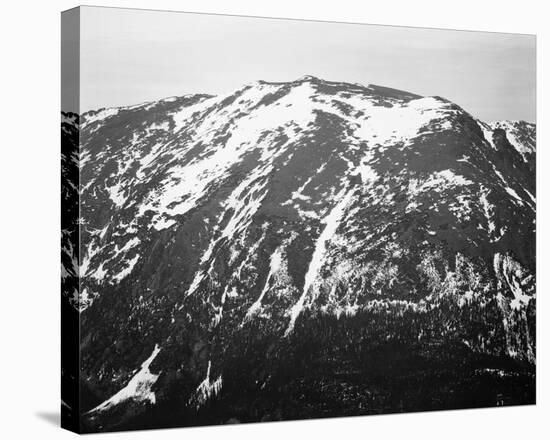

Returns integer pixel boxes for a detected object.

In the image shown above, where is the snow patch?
[87,345,161,415]
[188,361,223,410]
[112,253,140,283]
[285,187,354,336]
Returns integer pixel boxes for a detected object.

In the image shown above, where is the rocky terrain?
[61,76,536,432]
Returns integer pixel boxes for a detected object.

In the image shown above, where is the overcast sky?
[75,6,535,122]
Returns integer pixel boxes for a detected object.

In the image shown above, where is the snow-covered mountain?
[62,75,535,432]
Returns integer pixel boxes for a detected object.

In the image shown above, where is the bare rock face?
[62,76,535,432]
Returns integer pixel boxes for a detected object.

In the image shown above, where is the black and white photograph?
[3,0,550,438]
[59,5,537,433]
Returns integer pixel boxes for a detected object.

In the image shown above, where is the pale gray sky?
[76,6,536,122]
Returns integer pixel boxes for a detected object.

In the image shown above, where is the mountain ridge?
[78,76,535,126]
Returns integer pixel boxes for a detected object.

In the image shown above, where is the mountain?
[62,75,535,432]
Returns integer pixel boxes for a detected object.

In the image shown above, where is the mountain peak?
[296,74,323,82]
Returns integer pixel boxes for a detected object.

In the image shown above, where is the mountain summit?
[62,76,535,431]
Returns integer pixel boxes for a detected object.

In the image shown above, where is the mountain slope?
[64,76,535,431]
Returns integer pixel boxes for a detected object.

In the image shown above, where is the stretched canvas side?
[61,7,81,434]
